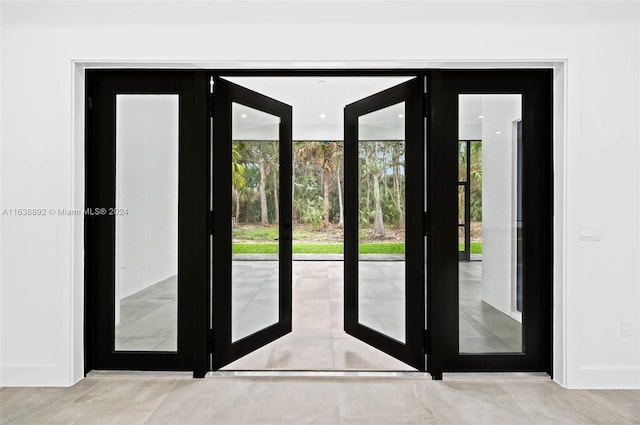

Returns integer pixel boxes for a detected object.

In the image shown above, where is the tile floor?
[115,259,522,366]
[223,260,411,370]
[2,374,638,424]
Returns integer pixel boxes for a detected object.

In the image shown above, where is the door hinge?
[208,329,214,354]
[87,96,93,109]
[423,329,430,353]
[423,211,430,236]
[208,211,214,235]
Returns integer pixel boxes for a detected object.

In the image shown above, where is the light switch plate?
[579,225,601,241]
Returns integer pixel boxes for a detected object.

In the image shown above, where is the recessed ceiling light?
[478,115,484,119]
[320,113,326,119]
[496,130,502,135]
[398,114,404,118]
[241,113,247,118]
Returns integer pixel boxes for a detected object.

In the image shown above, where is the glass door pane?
[357,102,406,343]
[231,102,280,342]
[458,94,523,354]
[114,94,179,352]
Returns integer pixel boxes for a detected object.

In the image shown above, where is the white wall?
[1,0,639,388]
[115,95,178,302]
[478,95,522,319]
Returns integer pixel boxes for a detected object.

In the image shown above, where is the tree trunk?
[292,153,296,222]
[394,164,404,228]
[259,158,269,226]
[233,187,241,224]
[373,172,385,237]
[337,162,344,228]
[272,167,279,224]
[365,173,370,211]
[323,167,331,227]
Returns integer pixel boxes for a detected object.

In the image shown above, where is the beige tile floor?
[223,260,413,370]
[2,375,638,425]
[115,259,522,367]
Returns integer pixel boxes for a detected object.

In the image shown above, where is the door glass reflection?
[458,94,523,354]
[231,102,280,343]
[114,95,179,352]
[357,102,406,344]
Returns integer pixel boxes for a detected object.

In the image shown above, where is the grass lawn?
[459,242,483,254]
[232,242,405,254]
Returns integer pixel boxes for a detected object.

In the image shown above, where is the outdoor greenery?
[232,242,405,255]
[458,242,483,255]
[229,139,482,255]
[231,140,407,250]
[458,141,484,253]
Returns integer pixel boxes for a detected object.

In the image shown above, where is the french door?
[85,69,552,378]
[210,77,293,369]
[343,78,426,370]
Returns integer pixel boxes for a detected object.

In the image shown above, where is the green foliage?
[359,208,376,226]
[231,242,405,254]
[300,197,325,231]
[458,242,483,254]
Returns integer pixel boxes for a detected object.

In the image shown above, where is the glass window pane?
[358,102,406,344]
[458,141,467,182]
[459,226,465,253]
[458,184,465,225]
[458,94,523,354]
[231,102,280,343]
[470,140,483,258]
[115,95,179,352]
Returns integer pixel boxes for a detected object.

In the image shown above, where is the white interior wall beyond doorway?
[1,0,639,389]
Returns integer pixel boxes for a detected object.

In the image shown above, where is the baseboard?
[0,365,72,387]
[567,366,640,389]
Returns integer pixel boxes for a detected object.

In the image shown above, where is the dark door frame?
[84,68,553,380]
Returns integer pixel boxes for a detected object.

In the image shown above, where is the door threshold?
[207,370,431,379]
[443,372,551,380]
[87,370,193,378]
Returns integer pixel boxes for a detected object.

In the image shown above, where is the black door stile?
[344,78,426,370]
[211,77,293,369]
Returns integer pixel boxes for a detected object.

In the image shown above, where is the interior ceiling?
[224,76,413,141]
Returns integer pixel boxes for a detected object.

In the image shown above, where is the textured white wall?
[1,0,639,388]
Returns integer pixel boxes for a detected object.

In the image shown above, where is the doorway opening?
[218,76,416,370]
[84,68,552,379]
